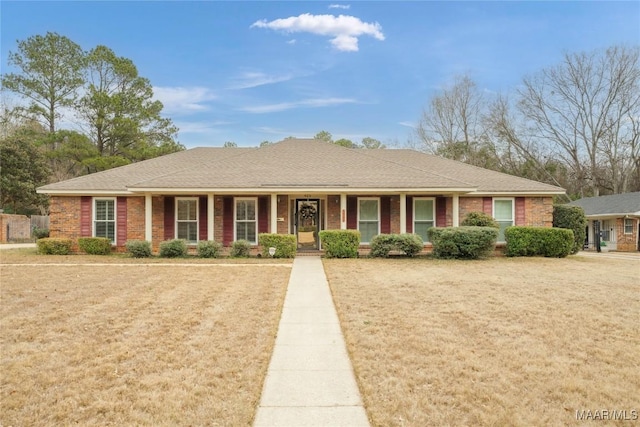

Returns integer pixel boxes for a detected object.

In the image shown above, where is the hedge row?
[552,205,586,254]
[428,226,498,259]
[505,226,574,258]
[318,230,361,258]
[258,234,297,258]
[370,233,423,258]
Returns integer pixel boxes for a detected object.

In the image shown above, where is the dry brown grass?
[1,254,290,426]
[324,256,640,427]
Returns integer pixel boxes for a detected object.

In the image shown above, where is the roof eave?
[37,189,133,196]
[468,190,566,196]
[125,186,479,195]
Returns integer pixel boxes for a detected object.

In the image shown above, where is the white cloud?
[329,4,350,9]
[398,121,417,129]
[228,71,294,90]
[153,86,216,114]
[240,97,357,113]
[251,13,384,52]
[286,39,297,45]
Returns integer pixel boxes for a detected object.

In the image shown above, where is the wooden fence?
[0,214,50,243]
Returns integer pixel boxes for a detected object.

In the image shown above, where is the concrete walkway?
[254,256,369,427]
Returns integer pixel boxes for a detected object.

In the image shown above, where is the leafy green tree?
[40,130,100,180]
[314,130,333,143]
[77,45,182,169]
[361,137,385,149]
[0,127,51,214]
[223,141,238,147]
[334,138,358,148]
[1,32,85,132]
[260,140,273,147]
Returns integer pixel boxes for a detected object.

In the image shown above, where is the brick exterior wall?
[459,197,484,222]
[277,195,289,234]
[327,195,341,229]
[523,197,553,227]
[390,196,401,234]
[126,197,146,242]
[616,218,638,252]
[49,196,83,252]
[0,214,31,242]
[48,193,559,253]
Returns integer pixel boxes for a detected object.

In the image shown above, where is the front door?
[296,199,319,250]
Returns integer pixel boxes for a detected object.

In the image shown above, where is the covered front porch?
[140,192,467,252]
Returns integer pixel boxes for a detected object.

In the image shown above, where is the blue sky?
[2,1,639,148]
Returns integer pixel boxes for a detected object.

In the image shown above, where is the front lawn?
[325,256,640,426]
[1,260,290,426]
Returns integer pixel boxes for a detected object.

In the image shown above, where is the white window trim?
[175,197,199,244]
[413,197,435,243]
[624,218,633,235]
[93,197,116,244]
[357,197,380,244]
[493,197,515,242]
[234,197,258,244]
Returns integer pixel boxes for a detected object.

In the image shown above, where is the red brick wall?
[459,197,484,222]
[277,195,290,234]
[616,218,638,252]
[327,195,341,229]
[523,197,553,227]
[127,197,146,242]
[459,196,554,228]
[49,196,82,251]
[214,197,224,244]
[390,196,400,234]
[152,196,165,253]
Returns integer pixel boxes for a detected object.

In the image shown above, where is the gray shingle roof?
[568,192,640,216]
[38,139,566,195]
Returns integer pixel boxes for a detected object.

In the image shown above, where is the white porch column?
[271,194,278,233]
[207,193,214,241]
[145,193,152,242]
[340,194,347,229]
[400,193,407,234]
[452,194,460,227]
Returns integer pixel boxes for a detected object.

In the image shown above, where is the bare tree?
[417,75,491,165]
[517,46,640,196]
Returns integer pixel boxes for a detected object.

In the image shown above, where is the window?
[358,198,379,243]
[235,198,257,244]
[94,198,115,243]
[624,218,634,235]
[493,198,514,242]
[413,198,434,242]
[176,198,198,243]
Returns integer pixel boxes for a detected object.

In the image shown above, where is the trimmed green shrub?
[428,226,498,259]
[505,226,574,258]
[553,204,586,254]
[258,234,296,258]
[32,227,50,239]
[318,230,361,258]
[369,234,395,258]
[37,238,73,255]
[461,211,499,228]
[159,239,188,258]
[396,233,424,257]
[370,233,423,258]
[230,239,252,258]
[77,237,112,255]
[197,240,223,258]
[126,240,152,258]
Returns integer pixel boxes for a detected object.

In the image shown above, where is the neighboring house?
[37,139,565,253]
[569,192,640,252]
